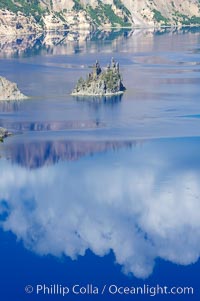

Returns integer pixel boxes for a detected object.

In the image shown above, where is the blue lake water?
[1,28,200,300]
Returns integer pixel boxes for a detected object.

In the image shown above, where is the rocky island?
[71,58,126,96]
[0,76,28,101]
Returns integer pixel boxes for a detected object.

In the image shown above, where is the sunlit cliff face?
[0,138,200,279]
[1,0,200,36]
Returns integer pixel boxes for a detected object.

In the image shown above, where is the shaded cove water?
[1,28,200,300]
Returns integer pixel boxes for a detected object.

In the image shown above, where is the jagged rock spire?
[72,58,126,96]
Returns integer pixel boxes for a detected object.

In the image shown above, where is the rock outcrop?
[0,127,11,142]
[0,9,42,35]
[72,58,126,96]
[0,76,28,101]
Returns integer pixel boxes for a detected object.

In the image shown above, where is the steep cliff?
[0,0,200,34]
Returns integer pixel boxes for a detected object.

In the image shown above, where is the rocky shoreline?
[0,76,28,101]
[72,58,126,97]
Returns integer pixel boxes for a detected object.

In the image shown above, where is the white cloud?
[0,143,200,279]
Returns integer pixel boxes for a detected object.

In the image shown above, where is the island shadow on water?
[73,93,123,104]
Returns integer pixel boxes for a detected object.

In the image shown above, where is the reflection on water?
[0,120,105,132]
[0,101,21,113]
[0,140,134,168]
[1,28,200,296]
[0,27,200,58]
[0,29,132,58]
[0,138,200,279]
[73,94,123,104]
[1,27,200,143]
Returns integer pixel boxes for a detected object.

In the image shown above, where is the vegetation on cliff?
[0,0,45,24]
[1,0,200,33]
[86,2,131,27]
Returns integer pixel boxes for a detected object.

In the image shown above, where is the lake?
[0,28,200,300]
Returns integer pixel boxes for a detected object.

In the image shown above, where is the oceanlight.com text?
[25,283,194,297]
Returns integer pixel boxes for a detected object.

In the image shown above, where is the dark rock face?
[71,58,126,96]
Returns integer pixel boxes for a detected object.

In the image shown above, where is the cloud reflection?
[0,138,200,278]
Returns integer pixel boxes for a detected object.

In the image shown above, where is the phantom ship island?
[71,58,126,96]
